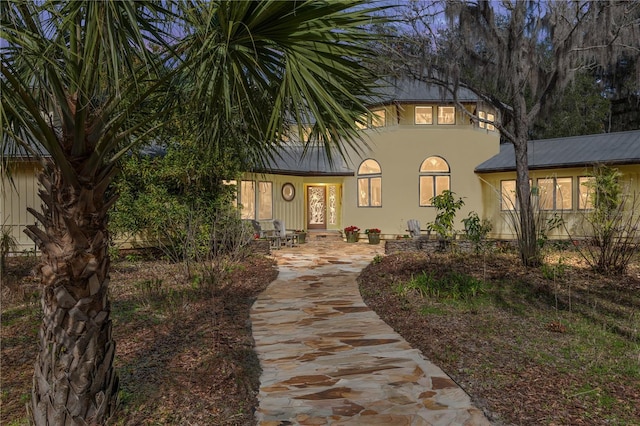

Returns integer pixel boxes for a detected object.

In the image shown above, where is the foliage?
[531,71,610,139]
[536,213,565,249]
[1,1,387,423]
[570,165,640,274]
[402,271,484,301]
[0,221,18,277]
[365,228,381,234]
[344,225,360,233]
[110,142,240,263]
[461,212,492,254]
[359,251,640,424]
[427,190,464,240]
[389,0,640,267]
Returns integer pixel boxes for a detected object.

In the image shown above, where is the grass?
[358,250,640,425]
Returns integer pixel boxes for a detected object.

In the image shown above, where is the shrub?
[427,190,465,241]
[570,165,640,274]
[461,212,492,253]
[403,270,484,300]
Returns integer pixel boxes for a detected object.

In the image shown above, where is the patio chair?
[407,219,430,239]
[251,220,281,249]
[273,219,297,247]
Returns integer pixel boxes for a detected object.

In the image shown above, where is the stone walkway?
[251,236,490,425]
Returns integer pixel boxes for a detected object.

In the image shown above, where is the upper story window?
[372,109,386,127]
[537,177,573,210]
[437,106,455,125]
[357,109,386,129]
[415,106,433,125]
[478,111,496,131]
[357,159,382,207]
[419,156,450,206]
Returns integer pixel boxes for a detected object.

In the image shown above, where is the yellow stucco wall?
[1,161,42,252]
[239,173,346,232]
[340,103,501,237]
[477,165,640,240]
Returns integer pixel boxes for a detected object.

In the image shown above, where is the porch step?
[307,230,343,242]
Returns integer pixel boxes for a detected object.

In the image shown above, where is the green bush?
[462,211,492,253]
[427,190,465,241]
[404,271,484,300]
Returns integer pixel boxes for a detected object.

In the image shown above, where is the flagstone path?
[251,236,490,425]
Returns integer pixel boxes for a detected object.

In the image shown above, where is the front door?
[306,186,326,230]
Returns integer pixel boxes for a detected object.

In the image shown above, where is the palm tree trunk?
[25,161,118,425]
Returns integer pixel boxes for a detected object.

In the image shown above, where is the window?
[372,109,386,127]
[357,110,386,129]
[478,111,496,131]
[240,180,255,219]
[357,159,382,207]
[415,106,433,125]
[419,156,450,206]
[239,180,273,219]
[437,106,455,125]
[578,176,595,210]
[486,113,495,131]
[537,177,572,210]
[500,180,517,211]
[258,181,273,220]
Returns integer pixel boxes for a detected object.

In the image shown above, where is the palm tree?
[1,1,383,424]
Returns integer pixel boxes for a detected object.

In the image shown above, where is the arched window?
[357,159,382,207]
[419,156,450,206]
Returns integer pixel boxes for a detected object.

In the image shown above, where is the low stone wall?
[248,239,271,255]
[384,238,518,255]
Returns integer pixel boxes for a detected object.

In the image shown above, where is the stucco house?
[237,78,501,239]
[476,130,640,240]
[3,78,640,251]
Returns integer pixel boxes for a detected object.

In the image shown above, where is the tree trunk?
[25,161,118,425]
[513,138,540,267]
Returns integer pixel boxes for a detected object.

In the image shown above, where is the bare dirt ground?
[2,248,640,425]
[358,250,640,425]
[1,253,277,425]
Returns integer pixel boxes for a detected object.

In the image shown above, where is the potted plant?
[365,228,381,244]
[294,229,307,244]
[343,225,360,243]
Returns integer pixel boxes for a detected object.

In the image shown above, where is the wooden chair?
[273,219,297,247]
[251,220,281,249]
[407,219,430,239]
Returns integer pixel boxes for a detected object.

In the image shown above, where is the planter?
[345,231,359,243]
[367,233,381,244]
[296,232,307,244]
